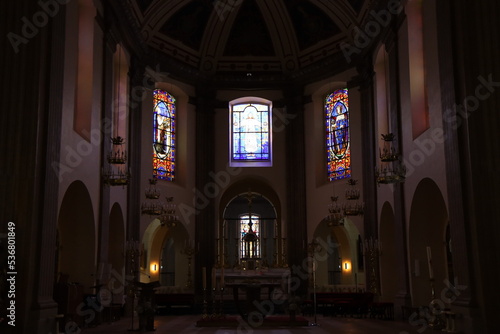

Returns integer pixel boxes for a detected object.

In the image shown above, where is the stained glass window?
[153,89,175,180]
[326,88,351,181]
[240,214,260,258]
[231,102,271,166]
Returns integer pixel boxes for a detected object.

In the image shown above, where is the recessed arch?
[57,180,96,293]
[408,178,448,306]
[108,202,125,277]
[379,201,398,302]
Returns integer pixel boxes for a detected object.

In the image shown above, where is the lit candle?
[202,267,206,290]
[426,246,434,280]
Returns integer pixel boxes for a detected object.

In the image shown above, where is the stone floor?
[80,314,424,334]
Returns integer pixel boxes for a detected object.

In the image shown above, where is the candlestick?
[220,266,225,288]
[212,267,216,289]
[202,267,206,290]
[426,246,434,280]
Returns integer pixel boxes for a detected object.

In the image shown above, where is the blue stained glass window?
[231,103,271,164]
[326,88,351,181]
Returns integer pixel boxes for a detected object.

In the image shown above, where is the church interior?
[1,0,499,333]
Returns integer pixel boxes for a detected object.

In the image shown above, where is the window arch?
[230,98,272,167]
[153,89,176,180]
[326,88,351,181]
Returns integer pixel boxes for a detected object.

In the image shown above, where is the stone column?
[284,86,308,296]
[194,85,217,298]
[385,20,412,312]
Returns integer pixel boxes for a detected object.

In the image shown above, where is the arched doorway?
[223,192,277,269]
[312,218,361,290]
[408,178,448,306]
[57,181,96,292]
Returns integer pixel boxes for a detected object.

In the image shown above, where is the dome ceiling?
[121,0,375,84]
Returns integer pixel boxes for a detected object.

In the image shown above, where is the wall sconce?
[151,263,158,272]
[343,261,351,271]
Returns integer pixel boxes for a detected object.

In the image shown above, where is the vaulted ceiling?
[114,0,378,86]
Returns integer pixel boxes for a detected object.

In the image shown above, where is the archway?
[143,219,190,289]
[379,201,398,302]
[219,177,282,268]
[108,202,125,302]
[408,178,448,307]
[57,180,96,293]
[312,218,361,290]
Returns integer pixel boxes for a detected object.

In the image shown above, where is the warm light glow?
[151,263,158,272]
[343,261,351,271]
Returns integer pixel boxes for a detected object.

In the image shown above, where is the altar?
[218,268,291,319]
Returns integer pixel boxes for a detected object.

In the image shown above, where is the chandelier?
[327,196,344,226]
[107,136,127,164]
[102,136,130,186]
[343,179,364,216]
[141,178,178,227]
[375,133,406,184]
[159,197,178,227]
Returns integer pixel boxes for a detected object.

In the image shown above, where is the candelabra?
[223,237,229,268]
[343,179,364,216]
[181,242,195,289]
[202,288,208,319]
[218,287,225,318]
[103,136,130,187]
[211,287,217,318]
[364,237,379,294]
[261,237,269,267]
[327,196,344,226]
[281,237,288,267]
[273,236,279,267]
[233,237,241,269]
[376,133,406,185]
[308,239,321,326]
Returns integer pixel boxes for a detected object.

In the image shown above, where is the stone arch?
[408,178,448,306]
[57,180,96,293]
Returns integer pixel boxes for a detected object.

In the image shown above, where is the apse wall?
[213,90,288,232]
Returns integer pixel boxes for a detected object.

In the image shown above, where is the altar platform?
[195,315,309,327]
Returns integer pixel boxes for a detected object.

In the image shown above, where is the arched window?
[240,214,260,258]
[153,89,176,180]
[326,88,351,181]
[230,98,272,167]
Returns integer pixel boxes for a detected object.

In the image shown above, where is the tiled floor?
[80,314,422,334]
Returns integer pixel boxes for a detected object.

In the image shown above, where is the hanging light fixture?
[327,195,344,226]
[343,179,364,216]
[375,133,406,184]
[141,179,164,215]
[159,196,178,227]
[102,48,130,187]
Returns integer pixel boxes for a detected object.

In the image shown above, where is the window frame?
[229,97,273,167]
[326,88,351,181]
[152,89,176,181]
